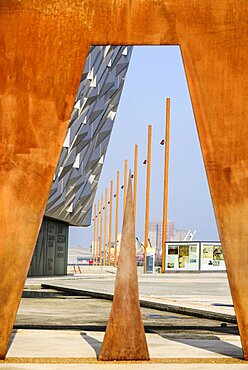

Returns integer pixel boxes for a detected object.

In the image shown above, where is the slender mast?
[103,187,108,266]
[144,125,152,273]
[133,144,138,224]
[114,171,120,266]
[162,98,171,273]
[108,180,113,266]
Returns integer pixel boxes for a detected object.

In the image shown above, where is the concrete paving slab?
[31,272,232,320]
[141,295,235,315]
[7,330,96,358]
[16,296,204,328]
[40,281,236,323]
[5,330,243,359]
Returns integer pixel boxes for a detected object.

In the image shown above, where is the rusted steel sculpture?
[98,175,149,361]
[1,0,248,360]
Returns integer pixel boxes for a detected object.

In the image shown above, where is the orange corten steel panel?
[99,175,149,361]
[0,0,248,360]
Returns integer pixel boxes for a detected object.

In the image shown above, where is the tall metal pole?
[108,180,113,266]
[114,171,120,266]
[123,159,128,214]
[144,125,152,274]
[103,187,108,266]
[93,203,97,265]
[99,195,103,266]
[162,98,171,273]
[133,144,138,224]
[96,200,100,265]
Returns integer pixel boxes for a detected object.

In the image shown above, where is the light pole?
[114,170,120,266]
[161,98,171,273]
[108,180,113,266]
[144,125,152,274]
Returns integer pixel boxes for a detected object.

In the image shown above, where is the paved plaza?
[1,271,244,369]
[27,271,234,318]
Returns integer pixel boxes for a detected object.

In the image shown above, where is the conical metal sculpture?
[98,173,150,361]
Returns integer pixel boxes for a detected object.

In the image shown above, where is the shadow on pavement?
[80,332,102,357]
[6,329,17,354]
[158,333,243,359]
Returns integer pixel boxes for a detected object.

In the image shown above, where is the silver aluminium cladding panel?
[45,46,133,226]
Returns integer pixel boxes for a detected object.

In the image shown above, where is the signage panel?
[44,220,56,275]
[55,223,68,275]
[200,242,225,271]
[165,242,200,271]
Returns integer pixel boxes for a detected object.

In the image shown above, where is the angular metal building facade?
[46,45,133,227]
[29,45,133,275]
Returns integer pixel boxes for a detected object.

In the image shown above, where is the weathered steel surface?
[98,175,149,361]
[1,0,248,360]
[0,1,90,359]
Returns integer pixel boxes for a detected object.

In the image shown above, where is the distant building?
[148,220,196,252]
[148,220,175,250]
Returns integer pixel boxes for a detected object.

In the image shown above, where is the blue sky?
[69,46,219,248]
